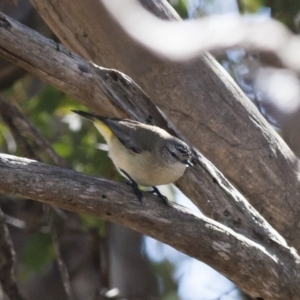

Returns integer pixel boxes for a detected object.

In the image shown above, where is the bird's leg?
[120,169,143,202]
[150,187,168,205]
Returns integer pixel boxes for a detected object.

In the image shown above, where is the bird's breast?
[107,138,186,186]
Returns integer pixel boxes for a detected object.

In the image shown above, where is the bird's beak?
[182,159,193,167]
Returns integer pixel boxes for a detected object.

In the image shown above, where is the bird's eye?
[170,152,176,158]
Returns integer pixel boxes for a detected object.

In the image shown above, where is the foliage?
[239,0,300,31]
[0,74,178,298]
[168,0,189,19]
[0,75,116,283]
[20,233,55,276]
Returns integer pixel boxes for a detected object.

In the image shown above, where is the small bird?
[72,110,193,204]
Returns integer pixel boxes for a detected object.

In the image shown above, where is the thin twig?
[0,96,74,298]
[50,216,74,300]
[0,207,25,300]
[0,97,68,168]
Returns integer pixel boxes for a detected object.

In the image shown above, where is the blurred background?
[1,0,300,299]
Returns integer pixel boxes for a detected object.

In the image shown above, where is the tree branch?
[89,64,287,249]
[0,207,25,300]
[24,0,300,252]
[0,13,288,252]
[0,153,299,300]
[50,220,74,300]
[0,96,74,298]
[0,97,68,167]
[0,12,122,118]
[0,1,299,297]
[104,0,300,73]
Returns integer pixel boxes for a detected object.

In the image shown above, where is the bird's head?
[162,139,193,167]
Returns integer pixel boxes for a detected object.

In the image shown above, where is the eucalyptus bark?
[0,154,299,300]
[0,1,300,298]
[0,11,298,294]
[26,0,300,251]
[0,12,287,252]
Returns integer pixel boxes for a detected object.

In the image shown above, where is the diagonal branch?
[0,97,68,167]
[50,219,74,300]
[89,64,287,249]
[0,153,299,300]
[0,96,75,298]
[26,0,300,253]
[0,12,122,118]
[0,207,25,300]
[104,0,300,74]
[0,12,287,252]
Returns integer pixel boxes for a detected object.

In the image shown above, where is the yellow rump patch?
[94,120,113,142]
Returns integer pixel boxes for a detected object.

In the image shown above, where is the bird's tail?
[72,110,113,142]
[71,110,97,121]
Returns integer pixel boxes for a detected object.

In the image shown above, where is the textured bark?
[0,16,288,253]
[0,0,48,91]
[0,153,299,300]
[25,0,300,252]
[0,2,300,298]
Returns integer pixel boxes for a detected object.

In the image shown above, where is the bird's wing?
[102,119,143,154]
[72,110,144,154]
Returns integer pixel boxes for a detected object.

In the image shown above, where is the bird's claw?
[150,187,169,205]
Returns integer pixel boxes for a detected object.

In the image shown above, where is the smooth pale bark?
[0,14,288,252]
[104,1,300,73]
[0,153,299,300]
[27,0,300,251]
